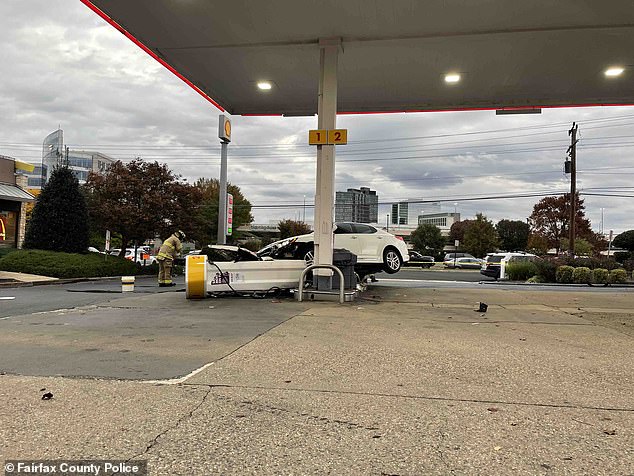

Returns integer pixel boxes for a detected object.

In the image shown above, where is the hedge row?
[0,250,156,279]
[554,265,627,285]
[506,261,630,285]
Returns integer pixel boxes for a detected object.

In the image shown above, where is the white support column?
[314,38,340,291]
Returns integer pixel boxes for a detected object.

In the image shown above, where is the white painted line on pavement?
[0,296,16,300]
[142,361,216,385]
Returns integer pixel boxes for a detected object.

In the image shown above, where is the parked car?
[257,222,409,274]
[480,252,537,279]
[109,248,157,266]
[444,257,484,269]
[443,252,475,262]
[406,251,435,268]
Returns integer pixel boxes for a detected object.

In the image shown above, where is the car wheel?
[303,249,314,265]
[383,248,402,274]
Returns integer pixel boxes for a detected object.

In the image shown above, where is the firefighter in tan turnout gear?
[157,230,185,287]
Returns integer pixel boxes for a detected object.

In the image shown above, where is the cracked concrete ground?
[1,285,632,475]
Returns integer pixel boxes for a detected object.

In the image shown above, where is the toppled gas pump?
[185,254,307,299]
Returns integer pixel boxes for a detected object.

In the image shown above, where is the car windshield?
[489,255,504,264]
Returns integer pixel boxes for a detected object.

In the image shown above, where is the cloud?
[1,1,633,233]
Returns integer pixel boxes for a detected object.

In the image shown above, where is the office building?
[335,187,378,223]
[391,200,441,225]
[418,212,460,233]
[40,129,115,186]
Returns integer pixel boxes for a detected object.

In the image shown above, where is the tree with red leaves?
[528,193,593,254]
[84,160,202,254]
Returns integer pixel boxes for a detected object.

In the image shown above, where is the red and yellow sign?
[0,217,5,241]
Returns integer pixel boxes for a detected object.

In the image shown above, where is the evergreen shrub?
[556,265,574,284]
[572,267,592,284]
[592,268,609,285]
[609,269,628,284]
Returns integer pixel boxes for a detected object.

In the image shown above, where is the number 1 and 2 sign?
[309,129,347,145]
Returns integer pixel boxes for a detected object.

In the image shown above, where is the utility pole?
[567,123,578,257]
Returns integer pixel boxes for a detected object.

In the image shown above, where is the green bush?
[572,267,592,284]
[592,268,609,285]
[534,258,559,283]
[556,265,574,284]
[506,261,538,281]
[561,256,619,270]
[0,250,138,278]
[240,239,263,252]
[0,247,16,259]
[609,268,628,284]
[526,275,543,284]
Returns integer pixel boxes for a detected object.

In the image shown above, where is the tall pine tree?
[24,166,89,253]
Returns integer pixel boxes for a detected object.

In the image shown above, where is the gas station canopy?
[83,0,633,116]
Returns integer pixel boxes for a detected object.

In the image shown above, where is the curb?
[0,275,157,289]
[481,280,634,288]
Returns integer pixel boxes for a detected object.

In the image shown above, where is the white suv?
[480,252,537,280]
[258,222,409,274]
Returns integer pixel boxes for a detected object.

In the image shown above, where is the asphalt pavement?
[0,274,632,475]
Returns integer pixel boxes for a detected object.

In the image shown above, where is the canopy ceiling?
[83,1,634,116]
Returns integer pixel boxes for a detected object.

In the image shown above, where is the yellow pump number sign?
[309,129,347,145]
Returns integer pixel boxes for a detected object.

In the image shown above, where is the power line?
[2,112,634,151]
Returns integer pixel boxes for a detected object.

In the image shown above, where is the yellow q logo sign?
[0,217,5,241]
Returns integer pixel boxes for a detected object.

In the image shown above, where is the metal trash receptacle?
[332,248,358,289]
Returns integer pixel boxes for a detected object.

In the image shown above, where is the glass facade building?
[391,200,441,225]
[42,129,63,184]
[335,187,378,223]
[38,129,114,186]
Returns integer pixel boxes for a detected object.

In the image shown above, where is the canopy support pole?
[314,38,340,291]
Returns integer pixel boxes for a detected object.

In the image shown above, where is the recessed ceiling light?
[444,73,461,84]
[257,81,273,90]
[604,67,624,77]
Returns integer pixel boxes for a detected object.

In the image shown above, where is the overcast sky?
[2,1,633,234]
